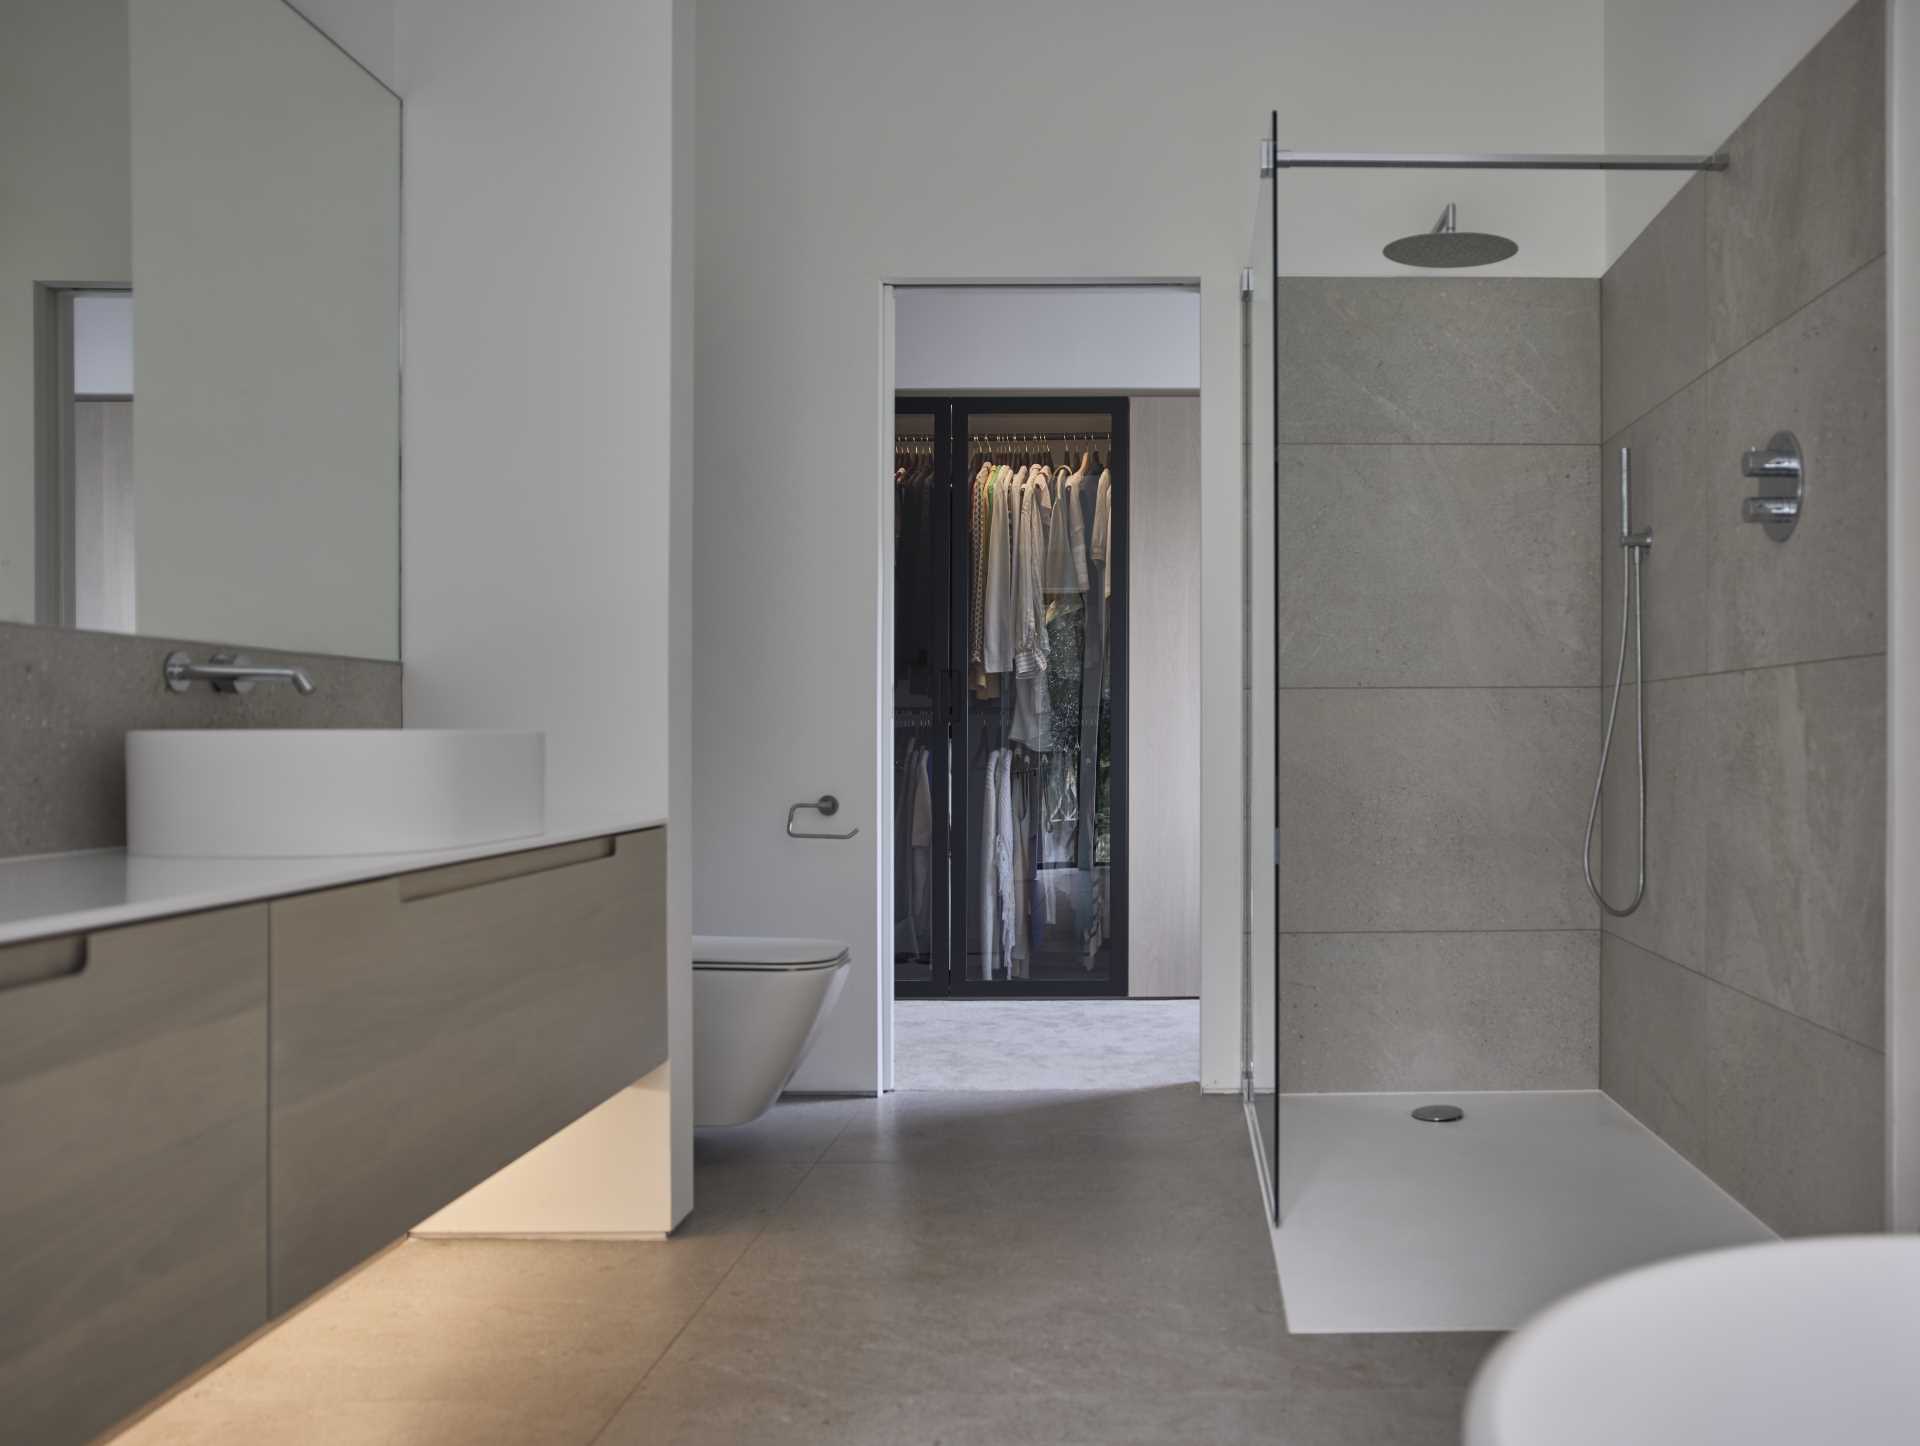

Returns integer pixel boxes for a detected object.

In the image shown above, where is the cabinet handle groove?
[396,837,616,904]
[0,934,89,993]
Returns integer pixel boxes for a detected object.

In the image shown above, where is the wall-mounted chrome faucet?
[1741,431,1804,541]
[164,651,316,696]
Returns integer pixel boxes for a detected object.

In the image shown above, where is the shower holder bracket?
[1741,431,1804,542]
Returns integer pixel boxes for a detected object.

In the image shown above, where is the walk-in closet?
[894,398,1129,997]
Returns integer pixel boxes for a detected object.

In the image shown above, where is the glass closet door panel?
[958,406,1124,991]
[893,409,941,989]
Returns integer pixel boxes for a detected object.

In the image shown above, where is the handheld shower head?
[1383,203,1518,268]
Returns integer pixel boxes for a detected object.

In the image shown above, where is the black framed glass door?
[894,395,1129,998]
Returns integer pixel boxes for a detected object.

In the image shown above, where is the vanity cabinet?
[0,907,270,1446]
[269,829,667,1310]
[0,826,666,1443]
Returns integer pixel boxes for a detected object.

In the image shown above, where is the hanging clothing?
[1044,468,1090,595]
[1037,751,1079,927]
[1004,756,1031,978]
[1090,468,1114,600]
[1012,467,1051,677]
[978,748,1007,979]
[968,462,993,681]
[981,465,1021,675]
[1077,472,1109,876]
[894,739,933,958]
[893,457,937,699]
[1007,468,1054,750]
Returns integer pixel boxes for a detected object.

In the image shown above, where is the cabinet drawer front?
[0,907,269,1446]
[270,829,666,1309]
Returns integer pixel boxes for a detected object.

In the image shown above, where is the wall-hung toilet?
[693,935,851,1128]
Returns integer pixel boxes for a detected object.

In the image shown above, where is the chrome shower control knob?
[1740,430,1804,541]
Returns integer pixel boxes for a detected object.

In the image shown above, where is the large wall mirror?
[2,0,401,661]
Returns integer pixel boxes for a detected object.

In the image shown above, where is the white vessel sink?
[127,729,545,858]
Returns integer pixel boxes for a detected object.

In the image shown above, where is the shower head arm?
[1271,150,1729,172]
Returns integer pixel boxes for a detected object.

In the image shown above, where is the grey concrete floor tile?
[820,1085,1242,1166]
[678,1161,816,1235]
[596,1154,1491,1445]
[595,1370,1477,1446]
[115,1088,1498,1446]
[122,1397,616,1446]
[693,1094,865,1166]
[119,1237,744,1444]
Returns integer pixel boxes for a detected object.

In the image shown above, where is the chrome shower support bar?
[1261,145,1728,175]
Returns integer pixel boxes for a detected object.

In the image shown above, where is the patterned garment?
[968,462,992,670]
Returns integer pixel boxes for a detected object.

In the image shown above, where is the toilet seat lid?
[693,935,850,969]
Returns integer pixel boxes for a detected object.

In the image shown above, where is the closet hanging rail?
[965,431,1112,442]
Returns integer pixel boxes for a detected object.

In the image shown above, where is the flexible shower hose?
[1584,539,1646,917]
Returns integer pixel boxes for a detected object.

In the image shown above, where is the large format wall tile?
[1282,930,1597,1091]
[1705,981,1884,1235]
[0,621,401,856]
[1705,0,1887,364]
[1704,259,1887,674]
[1602,932,1886,1236]
[1704,656,1886,1049]
[1278,445,1598,688]
[1600,933,1713,1165]
[1277,279,1599,445]
[1599,678,1710,970]
[1600,384,1711,684]
[1601,175,1709,440]
[1279,687,1598,933]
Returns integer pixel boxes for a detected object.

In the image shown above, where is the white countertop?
[0,817,666,947]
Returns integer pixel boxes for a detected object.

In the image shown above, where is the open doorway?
[888,284,1202,1090]
[35,285,135,632]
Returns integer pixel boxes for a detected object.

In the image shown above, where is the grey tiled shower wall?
[1596,0,1887,1236]
[0,621,401,857]
[1274,1,1888,1238]
[1276,277,1603,1093]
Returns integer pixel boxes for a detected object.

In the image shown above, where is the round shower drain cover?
[1411,1104,1465,1123]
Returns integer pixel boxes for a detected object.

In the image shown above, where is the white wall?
[695,0,1608,1096]
[285,0,398,91]
[1887,0,1918,1231]
[398,0,695,1226]
[896,286,1201,393]
[0,0,131,624]
[130,0,400,659]
[1603,0,1859,262]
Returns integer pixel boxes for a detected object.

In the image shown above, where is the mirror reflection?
[1,0,401,660]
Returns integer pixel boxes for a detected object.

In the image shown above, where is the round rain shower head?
[1384,202,1518,268]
